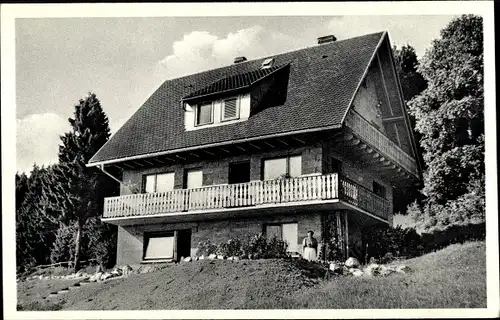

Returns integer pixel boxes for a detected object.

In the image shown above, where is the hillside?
[17,241,486,310]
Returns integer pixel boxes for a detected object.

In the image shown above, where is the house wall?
[322,139,394,224]
[116,212,322,266]
[120,143,323,195]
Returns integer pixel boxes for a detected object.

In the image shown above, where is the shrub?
[362,224,422,261]
[247,233,268,258]
[266,236,288,258]
[195,239,217,257]
[216,238,243,257]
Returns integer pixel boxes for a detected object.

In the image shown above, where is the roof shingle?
[89,31,386,164]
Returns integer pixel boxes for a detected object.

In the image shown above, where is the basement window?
[143,232,175,261]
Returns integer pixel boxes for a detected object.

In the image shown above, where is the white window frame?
[262,155,302,180]
[144,172,175,193]
[194,101,214,127]
[221,96,241,122]
[143,232,175,261]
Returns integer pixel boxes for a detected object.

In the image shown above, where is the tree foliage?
[44,93,117,271]
[392,44,427,215]
[407,15,484,230]
[16,166,59,273]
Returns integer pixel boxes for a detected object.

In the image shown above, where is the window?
[185,169,203,189]
[144,172,175,193]
[143,232,175,260]
[222,97,239,121]
[263,155,302,180]
[265,223,298,253]
[196,102,213,126]
[373,181,386,199]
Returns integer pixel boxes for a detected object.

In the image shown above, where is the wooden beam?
[382,116,405,123]
[203,150,216,156]
[153,158,166,164]
[131,160,144,167]
[189,152,200,158]
[175,155,186,160]
[235,145,247,152]
[263,141,275,148]
[248,142,262,150]
[276,138,289,146]
[122,162,135,169]
[292,136,306,144]
[143,159,155,166]
[219,147,231,154]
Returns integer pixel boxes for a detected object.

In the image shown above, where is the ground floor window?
[143,232,175,260]
[265,222,298,253]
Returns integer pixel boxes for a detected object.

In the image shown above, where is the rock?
[111,268,122,276]
[183,256,192,262]
[95,265,104,273]
[345,257,360,268]
[350,268,363,277]
[396,265,411,274]
[38,275,43,280]
[89,274,98,282]
[75,271,84,278]
[227,256,234,261]
[94,272,103,281]
[379,265,396,277]
[217,255,225,260]
[121,265,133,276]
[329,263,343,274]
[208,254,217,260]
[233,256,240,261]
[364,263,381,276]
[101,272,112,280]
[368,257,377,264]
[198,255,204,260]
[247,254,253,260]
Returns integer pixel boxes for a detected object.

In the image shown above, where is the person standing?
[302,230,318,261]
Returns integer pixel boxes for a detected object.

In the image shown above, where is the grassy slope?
[18,241,486,310]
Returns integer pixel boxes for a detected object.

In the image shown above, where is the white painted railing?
[344,109,419,177]
[103,173,389,220]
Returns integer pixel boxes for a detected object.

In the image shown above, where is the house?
[87,31,422,265]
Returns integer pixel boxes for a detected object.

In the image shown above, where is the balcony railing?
[344,109,419,177]
[103,173,390,221]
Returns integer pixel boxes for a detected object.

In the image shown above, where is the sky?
[15,15,457,174]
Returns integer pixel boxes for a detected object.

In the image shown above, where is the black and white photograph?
[2,1,498,319]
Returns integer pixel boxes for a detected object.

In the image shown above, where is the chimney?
[234,56,247,64]
[317,35,337,45]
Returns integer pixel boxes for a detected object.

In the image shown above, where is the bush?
[196,233,290,259]
[362,224,422,261]
[266,236,288,258]
[195,239,217,257]
[216,238,243,257]
[420,222,485,251]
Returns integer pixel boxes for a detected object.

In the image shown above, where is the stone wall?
[115,212,322,266]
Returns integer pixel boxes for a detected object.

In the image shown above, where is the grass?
[17,241,486,310]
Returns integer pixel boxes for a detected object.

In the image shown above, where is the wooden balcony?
[344,109,419,179]
[103,173,390,223]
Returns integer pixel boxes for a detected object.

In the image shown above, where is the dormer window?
[195,102,213,126]
[222,97,240,121]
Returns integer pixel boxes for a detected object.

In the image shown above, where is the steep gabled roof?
[89,31,386,165]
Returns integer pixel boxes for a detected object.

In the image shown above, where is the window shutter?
[223,98,238,120]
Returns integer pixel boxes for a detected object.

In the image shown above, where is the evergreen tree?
[45,93,117,271]
[16,165,58,272]
[407,15,484,230]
